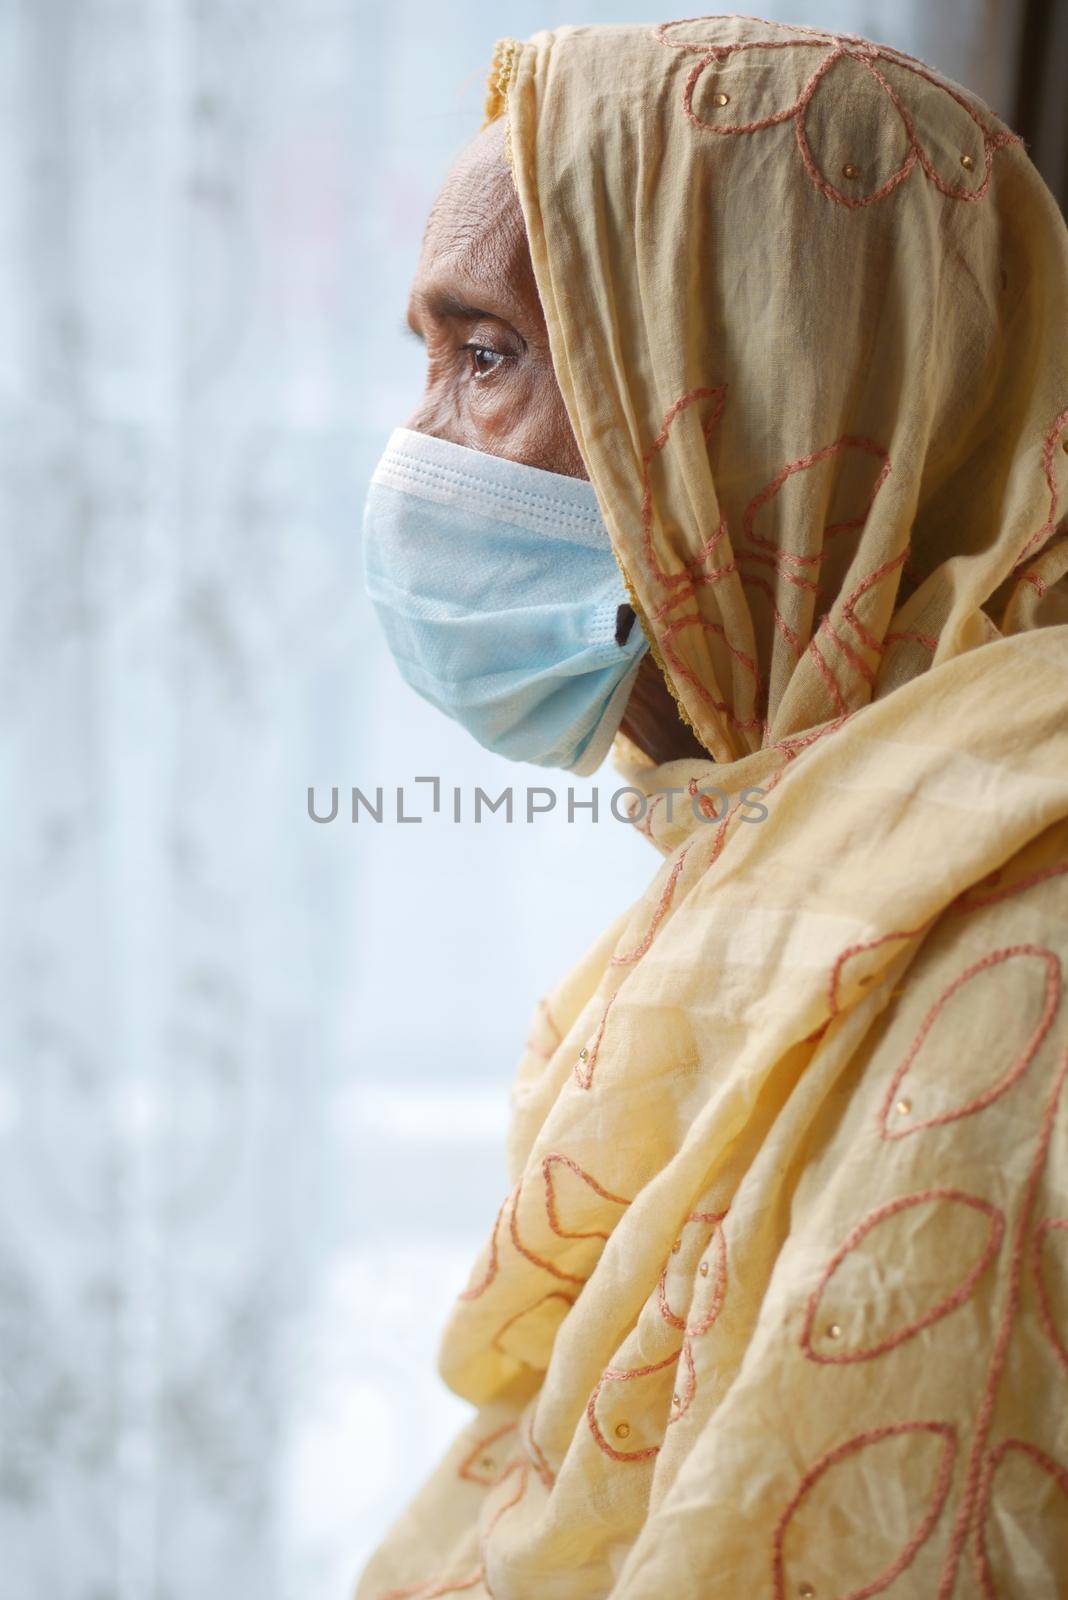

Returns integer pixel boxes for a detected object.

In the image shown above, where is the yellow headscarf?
[356,17,1068,1600]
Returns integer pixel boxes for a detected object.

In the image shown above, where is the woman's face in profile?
[399,116,706,765]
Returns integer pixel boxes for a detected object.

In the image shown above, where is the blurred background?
[0,2,1063,1597]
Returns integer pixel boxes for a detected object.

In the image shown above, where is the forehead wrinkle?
[422,144,524,279]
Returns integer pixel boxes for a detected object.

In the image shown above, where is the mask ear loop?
[614,553,716,759]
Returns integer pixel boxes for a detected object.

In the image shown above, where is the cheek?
[409,353,583,478]
[513,368,586,477]
[467,360,537,433]
[471,361,583,476]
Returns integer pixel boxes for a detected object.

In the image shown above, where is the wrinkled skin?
[405,117,707,767]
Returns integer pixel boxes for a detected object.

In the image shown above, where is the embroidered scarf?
[357,17,1068,1600]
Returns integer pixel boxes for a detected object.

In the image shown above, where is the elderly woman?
[358,15,1068,1600]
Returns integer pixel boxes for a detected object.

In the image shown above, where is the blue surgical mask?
[361,428,648,775]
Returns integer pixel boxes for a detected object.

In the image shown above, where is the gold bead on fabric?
[579,1047,589,1062]
[614,1421,631,1440]
[896,1097,912,1116]
[799,1585,816,1599]
[671,1237,682,1254]
[713,91,730,106]
[960,153,975,170]
[842,162,861,179]
[673,1392,680,1405]
[827,1322,842,1340]
[699,1260,710,1277]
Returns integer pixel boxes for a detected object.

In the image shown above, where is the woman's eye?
[464,344,505,380]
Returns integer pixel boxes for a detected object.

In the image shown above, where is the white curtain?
[0,1,1006,1596]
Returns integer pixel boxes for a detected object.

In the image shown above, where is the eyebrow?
[405,287,505,341]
